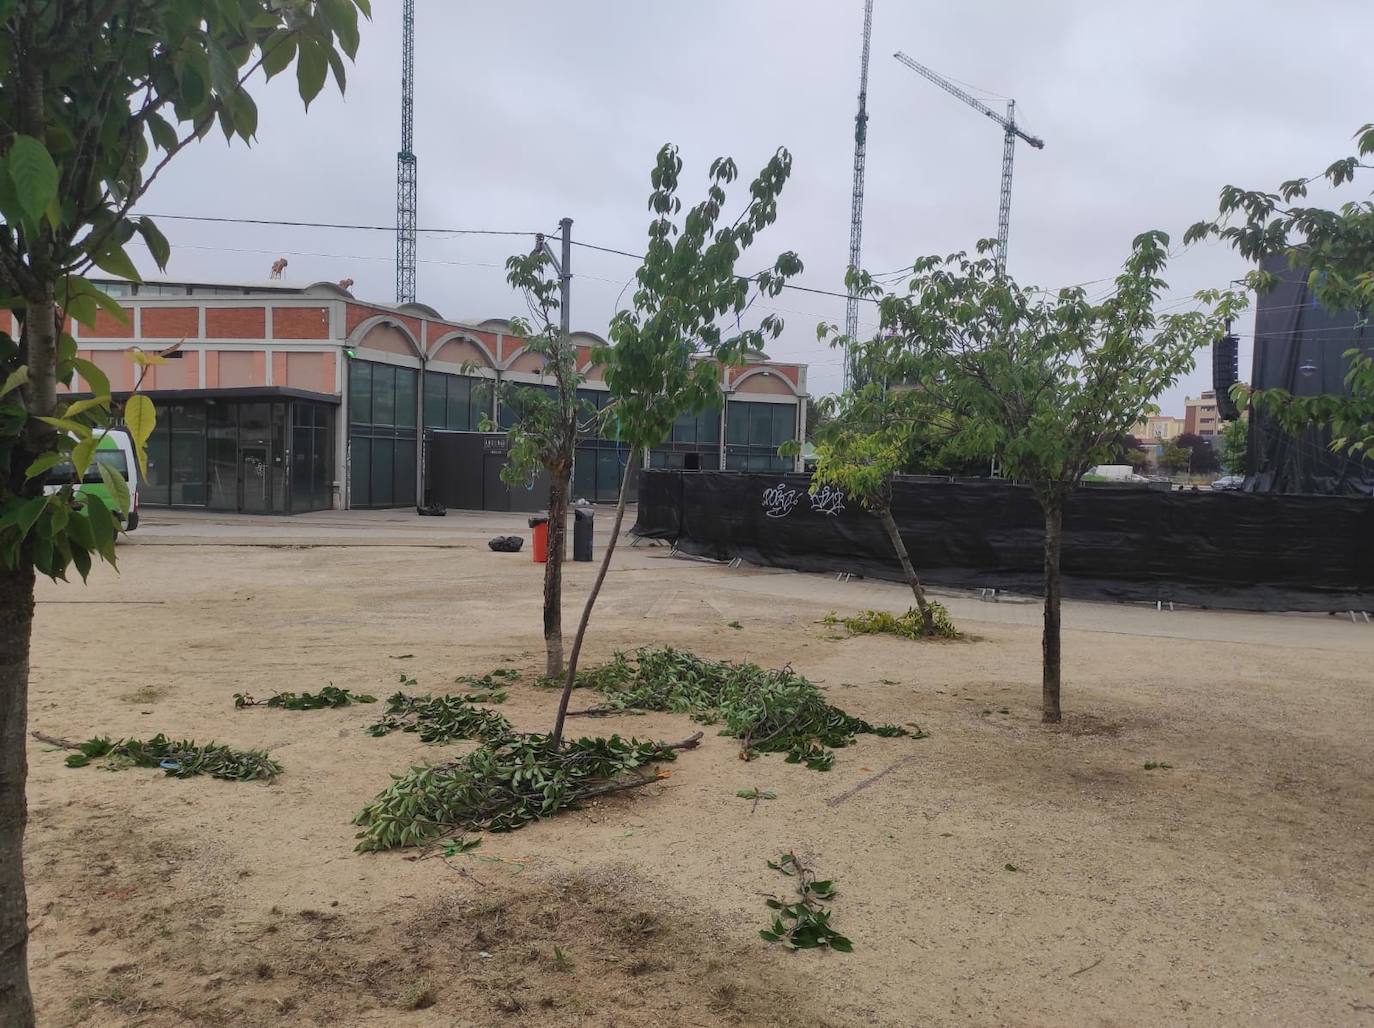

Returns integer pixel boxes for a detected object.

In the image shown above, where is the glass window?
[370,437,394,507]
[726,401,749,445]
[170,404,207,505]
[349,361,372,425]
[424,373,446,429]
[573,445,596,498]
[207,403,237,510]
[291,425,313,513]
[371,364,395,428]
[773,403,796,446]
[750,403,773,447]
[447,375,471,430]
[144,412,172,505]
[395,368,417,432]
[697,404,720,444]
[469,380,492,431]
[395,437,416,507]
[312,417,332,509]
[350,437,371,507]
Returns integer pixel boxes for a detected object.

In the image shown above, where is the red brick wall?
[91,307,132,338]
[273,307,330,339]
[206,306,266,339]
[141,307,199,339]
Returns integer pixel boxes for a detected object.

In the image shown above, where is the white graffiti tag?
[810,485,846,517]
[762,482,802,519]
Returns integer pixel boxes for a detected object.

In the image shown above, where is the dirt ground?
[22,509,1374,1027]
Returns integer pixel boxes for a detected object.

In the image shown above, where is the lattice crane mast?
[395,0,417,304]
[892,51,1043,273]
[843,0,875,390]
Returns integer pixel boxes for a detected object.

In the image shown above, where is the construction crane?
[893,51,1043,273]
[843,0,875,390]
[395,0,417,304]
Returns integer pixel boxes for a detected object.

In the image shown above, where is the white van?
[43,429,141,530]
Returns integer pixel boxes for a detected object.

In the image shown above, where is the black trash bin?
[573,507,594,562]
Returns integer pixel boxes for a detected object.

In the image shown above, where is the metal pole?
[559,217,572,341]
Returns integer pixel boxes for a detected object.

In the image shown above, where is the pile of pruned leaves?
[573,648,919,771]
[234,685,376,710]
[60,734,280,781]
[366,691,512,744]
[823,604,960,640]
[353,732,694,850]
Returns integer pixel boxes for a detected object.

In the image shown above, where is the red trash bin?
[529,515,549,564]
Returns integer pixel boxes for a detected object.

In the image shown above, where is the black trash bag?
[417,502,447,517]
[488,535,524,553]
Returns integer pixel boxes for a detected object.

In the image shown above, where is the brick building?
[1183,391,1220,438]
[61,278,808,512]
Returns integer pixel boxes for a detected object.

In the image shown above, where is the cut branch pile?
[34,731,280,781]
[571,648,921,771]
[352,731,701,850]
[366,692,512,744]
[823,604,960,640]
[234,685,377,710]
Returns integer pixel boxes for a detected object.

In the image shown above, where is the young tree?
[1218,418,1249,476]
[0,4,368,1021]
[498,243,585,678]
[1186,122,1374,456]
[549,144,802,746]
[1173,432,1220,474]
[799,382,951,636]
[1159,441,1191,475]
[854,234,1232,722]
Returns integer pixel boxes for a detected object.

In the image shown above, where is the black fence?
[634,471,1374,612]
[424,431,549,513]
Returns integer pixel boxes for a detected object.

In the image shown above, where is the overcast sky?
[136,0,1373,413]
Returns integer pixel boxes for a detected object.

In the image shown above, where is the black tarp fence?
[634,470,1374,612]
[1249,255,1374,495]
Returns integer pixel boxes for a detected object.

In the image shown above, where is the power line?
[137,212,538,237]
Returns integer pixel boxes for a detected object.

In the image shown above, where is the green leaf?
[260,32,298,80]
[0,364,26,398]
[25,452,65,480]
[71,436,97,478]
[35,416,92,439]
[72,358,110,397]
[91,243,141,283]
[97,462,131,519]
[62,277,128,329]
[63,396,110,419]
[147,112,179,153]
[123,395,156,475]
[206,35,240,98]
[12,494,47,541]
[295,39,328,108]
[84,493,118,564]
[7,135,58,223]
[136,217,171,271]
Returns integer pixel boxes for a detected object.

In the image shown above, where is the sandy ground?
[21,508,1374,1027]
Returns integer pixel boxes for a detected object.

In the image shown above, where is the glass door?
[239,403,273,513]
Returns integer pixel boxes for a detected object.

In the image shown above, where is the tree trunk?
[541,469,568,680]
[551,446,639,747]
[877,503,937,635]
[1041,502,1063,723]
[0,563,34,1028]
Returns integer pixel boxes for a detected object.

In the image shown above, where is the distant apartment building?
[1129,414,1185,463]
[1184,391,1220,437]
[59,278,808,513]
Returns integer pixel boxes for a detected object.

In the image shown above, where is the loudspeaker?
[1213,333,1240,420]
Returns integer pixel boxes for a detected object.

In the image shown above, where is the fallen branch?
[1068,956,1103,978]
[825,754,920,807]
[31,731,80,750]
